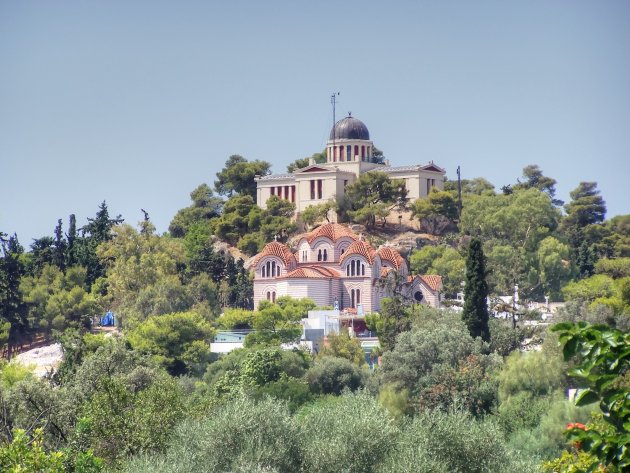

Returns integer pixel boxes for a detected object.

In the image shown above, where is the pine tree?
[0,234,29,359]
[66,214,77,267]
[53,218,67,271]
[462,238,490,342]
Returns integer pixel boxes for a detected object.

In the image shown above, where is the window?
[284,185,289,200]
[346,265,350,276]
[272,291,276,303]
[302,250,307,262]
[271,261,276,277]
[362,264,365,276]
[356,288,361,305]
[311,180,315,200]
[354,145,359,160]
[346,145,351,162]
[351,260,355,276]
[270,187,275,196]
[266,261,271,278]
[291,185,296,203]
[317,179,323,199]
[266,291,271,301]
[317,249,322,261]
[262,265,266,277]
[350,288,361,308]
[323,249,328,261]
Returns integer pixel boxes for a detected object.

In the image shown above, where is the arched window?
[356,289,361,305]
[323,249,328,261]
[317,249,322,261]
[362,264,365,276]
[271,261,276,277]
[351,260,355,276]
[351,289,355,308]
[262,265,266,278]
[272,291,276,303]
[266,291,271,301]
[346,265,350,277]
[266,261,271,278]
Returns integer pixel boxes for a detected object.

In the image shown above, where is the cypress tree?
[462,238,490,342]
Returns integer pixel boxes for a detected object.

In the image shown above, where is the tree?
[344,171,407,228]
[214,155,271,198]
[562,182,607,252]
[513,165,563,206]
[286,150,326,173]
[52,219,67,272]
[306,356,366,395]
[126,311,215,376]
[299,200,334,229]
[444,177,495,197]
[319,328,366,366]
[462,238,490,339]
[245,297,315,346]
[169,184,224,237]
[0,234,29,359]
[411,189,459,235]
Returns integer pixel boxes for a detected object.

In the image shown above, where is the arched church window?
[266,291,271,301]
[266,261,271,278]
[351,289,355,308]
[262,266,266,278]
[346,265,350,277]
[317,249,322,261]
[272,291,276,303]
[362,264,365,276]
[351,260,355,276]
[323,249,328,261]
[271,261,276,277]
[414,291,424,302]
[356,289,361,305]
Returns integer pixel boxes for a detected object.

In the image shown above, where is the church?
[255,114,447,218]
[251,223,443,312]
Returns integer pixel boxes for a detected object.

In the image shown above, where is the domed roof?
[252,241,296,268]
[307,223,358,243]
[329,115,370,140]
[339,239,376,265]
[377,247,405,270]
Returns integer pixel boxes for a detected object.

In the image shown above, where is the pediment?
[422,164,445,173]
[295,165,331,173]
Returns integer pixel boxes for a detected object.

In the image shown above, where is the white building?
[255,114,446,219]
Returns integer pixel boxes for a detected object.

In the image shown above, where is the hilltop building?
[251,222,442,312]
[255,114,446,219]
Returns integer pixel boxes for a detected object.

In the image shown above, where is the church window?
[311,180,315,200]
[272,291,276,303]
[266,261,271,278]
[262,265,266,278]
[346,265,350,277]
[266,291,271,301]
[302,250,307,262]
[271,261,276,277]
[350,260,355,276]
[323,249,328,261]
[362,264,365,276]
[356,289,361,305]
[341,248,345,255]
[351,289,355,308]
[318,249,322,261]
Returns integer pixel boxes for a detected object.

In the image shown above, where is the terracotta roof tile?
[380,267,394,278]
[252,241,296,268]
[285,266,341,279]
[377,247,405,270]
[419,275,443,291]
[339,240,376,265]
[307,223,358,243]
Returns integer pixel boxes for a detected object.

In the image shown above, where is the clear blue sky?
[1,0,629,244]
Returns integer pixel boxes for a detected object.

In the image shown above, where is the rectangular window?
[311,180,315,200]
[270,187,275,196]
[284,186,289,200]
[291,185,296,203]
[317,179,323,199]
[346,145,351,162]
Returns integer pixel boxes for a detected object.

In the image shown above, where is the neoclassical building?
[255,114,446,219]
[252,223,442,312]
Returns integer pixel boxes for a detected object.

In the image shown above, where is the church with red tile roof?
[252,223,442,312]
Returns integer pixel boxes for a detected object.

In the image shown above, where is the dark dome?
[329,115,370,140]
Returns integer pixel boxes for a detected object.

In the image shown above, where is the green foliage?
[319,328,366,366]
[552,322,630,470]
[381,408,525,473]
[299,200,334,229]
[0,428,65,473]
[380,310,500,415]
[0,234,29,358]
[306,356,367,395]
[410,245,465,296]
[286,150,326,173]
[122,396,302,473]
[562,275,629,316]
[365,296,413,351]
[411,189,459,235]
[245,297,315,346]
[214,154,272,198]
[0,362,34,390]
[488,318,525,356]
[497,351,566,401]
[462,238,490,341]
[513,164,563,206]
[217,308,256,329]
[168,183,223,237]
[127,311,215,375]
[444,177,495,196]
[343,171,407,228]
[595,257,630,279]
[299,391,397,473]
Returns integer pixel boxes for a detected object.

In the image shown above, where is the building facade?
[255,114,446,219]
[251,223,442,312]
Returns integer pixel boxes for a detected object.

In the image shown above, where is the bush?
[299,391,398,473]
[306,356,367,395]
[122,396,302,473]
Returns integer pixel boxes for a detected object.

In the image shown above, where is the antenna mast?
[331,92,340,154]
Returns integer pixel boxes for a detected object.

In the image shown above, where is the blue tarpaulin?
[100,311,115,326]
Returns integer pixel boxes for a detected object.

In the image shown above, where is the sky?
[1,0,629,244]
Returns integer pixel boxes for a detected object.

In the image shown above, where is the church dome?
[329,115,370,140]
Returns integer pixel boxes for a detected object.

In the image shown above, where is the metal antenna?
[331,92,340,160]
